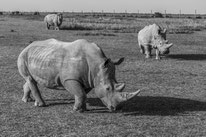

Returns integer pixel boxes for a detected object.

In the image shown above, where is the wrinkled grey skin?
[138,24,173,59]
[44,13,63,30]
[17,39,140,112]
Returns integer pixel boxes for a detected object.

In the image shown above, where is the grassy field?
[1,15,206,136]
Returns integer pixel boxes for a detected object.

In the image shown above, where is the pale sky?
[0,0,206,14]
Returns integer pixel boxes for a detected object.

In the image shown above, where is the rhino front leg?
[155,49,161,60]
[54,23,60,30]
[26,77,45,107]
[55,26,60,30]
[64,80,87,112]
[46,23,50,30]
[22,82,33,102]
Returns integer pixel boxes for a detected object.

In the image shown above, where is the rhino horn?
[117,90,141,102]
[166,43,173,48]
[162,28,167,33]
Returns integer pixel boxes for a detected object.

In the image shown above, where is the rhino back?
[19,39,106,89]
[45,14,57,25]
[138,24,159,45]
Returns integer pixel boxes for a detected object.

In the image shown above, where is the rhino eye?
[106,87,110,91]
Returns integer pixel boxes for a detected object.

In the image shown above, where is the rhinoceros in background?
[17,39,141,112]
[44,13,63,30]
[138,24,173,59]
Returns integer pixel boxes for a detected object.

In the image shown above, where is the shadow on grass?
[45,99,74,106]
[168,54,206,60]
[60,25,92,31]
[43,96,206,116]
[87,96,206,116]
[122,96,206,116]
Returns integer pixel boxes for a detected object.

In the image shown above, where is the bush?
[153,12,163,18]
[11,11,20,15]
[195,16,202,19]
[34,12,40,15]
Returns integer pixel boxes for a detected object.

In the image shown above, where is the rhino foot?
[145,55,151,59]
[73,106,87,113]
[140,49,144,54]
[155,56,161,60]
[22,97,33,103]
[34,101,46,107]
[108,106,116,112]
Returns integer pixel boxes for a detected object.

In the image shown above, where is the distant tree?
[153,12,163,18]
[195,16,202,19]
[165,15,171,18]
[0,12,3,15]
[11,11,20,15]
[34,12,40,15]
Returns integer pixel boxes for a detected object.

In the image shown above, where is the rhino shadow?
[45,99,74,106]
[60,25,92,31]
[43,96,206,116]
[168,54,206,60]
[121,96,206,116]
[86,98,110,113]
[86,96,206,115]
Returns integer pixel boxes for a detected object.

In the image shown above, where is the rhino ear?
[115,83,125,92]
[100,58,111,68]
[113,57,124,65]
[162,28,167,34]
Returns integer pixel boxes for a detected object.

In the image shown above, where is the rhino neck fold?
[87,58,104,89]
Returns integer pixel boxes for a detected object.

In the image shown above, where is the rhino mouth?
[100,97,116,112]
[161,50,170,55]
[100,90,141,112]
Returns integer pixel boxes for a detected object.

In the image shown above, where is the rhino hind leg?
[139,45,145,54]
[64,80,87,112]
[22,82,33,102]
[26,77,45,107]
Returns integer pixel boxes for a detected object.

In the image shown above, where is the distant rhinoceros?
[138,24,173,59]
[44,13,63,30]
[17,39,141,112]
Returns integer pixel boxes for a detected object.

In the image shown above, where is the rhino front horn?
[167,43,173,48]
[118,90,141,102]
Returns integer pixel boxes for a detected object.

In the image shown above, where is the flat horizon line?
[1,11,206,15]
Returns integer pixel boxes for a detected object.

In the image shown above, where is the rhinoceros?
[44,13,63,30]
[138,24,173,59]
[17,39,141,112]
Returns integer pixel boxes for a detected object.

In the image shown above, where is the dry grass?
[1,15,206,136]
[6,13,206,34]
[60,17,206,34]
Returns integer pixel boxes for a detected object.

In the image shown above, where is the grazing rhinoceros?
[138,24,173,59]
[44,13,63,30]
[17,39,141,112]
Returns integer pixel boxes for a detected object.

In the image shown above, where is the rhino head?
[57,13,63,26]
[94,58,141,112]
[153,28,173,55]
